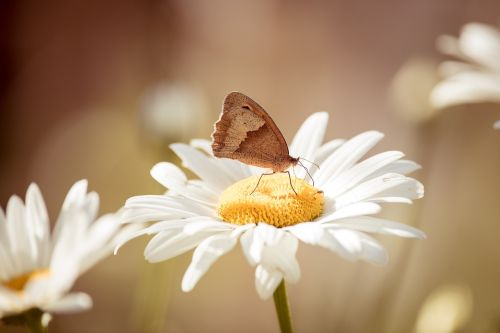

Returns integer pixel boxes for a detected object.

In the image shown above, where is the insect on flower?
[211,92,316,194]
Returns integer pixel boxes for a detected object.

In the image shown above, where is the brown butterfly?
[211,92,312,194]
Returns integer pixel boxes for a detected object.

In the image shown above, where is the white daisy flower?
[117,112,425,300]
[430,22,500,126]
[0,180,130,319]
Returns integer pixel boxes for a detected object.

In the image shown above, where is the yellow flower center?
[2,269,51,293]
[217,173,324,227]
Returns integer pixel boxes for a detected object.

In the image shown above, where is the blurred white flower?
[117,112,425,300]
[414,284,473,333]
[0,180,131,318]
[390,57,440,123]
[140,83,210,141]
[431,22,500,126]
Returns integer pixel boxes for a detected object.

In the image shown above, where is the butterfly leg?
[250,172,274,195]
[282,170,298,195]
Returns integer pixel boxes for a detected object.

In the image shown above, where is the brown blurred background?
[1,0,500,332]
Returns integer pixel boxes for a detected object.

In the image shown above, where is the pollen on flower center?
[2,269,50,293]
[217,173,324,227]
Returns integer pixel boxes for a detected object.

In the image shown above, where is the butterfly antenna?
[297,160,315,187]
[298,157,320,170]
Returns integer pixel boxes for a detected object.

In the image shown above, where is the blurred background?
[1,0,500,332]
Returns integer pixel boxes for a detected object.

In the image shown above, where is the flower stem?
[24,309,49,333]
[273,280,294,333]
[2,309,49,333]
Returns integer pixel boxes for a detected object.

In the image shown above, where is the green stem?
[2,309,49,333]
[24,309,48,333]
[273,280,294,333]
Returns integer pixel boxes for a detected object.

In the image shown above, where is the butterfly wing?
[211,92,291,171]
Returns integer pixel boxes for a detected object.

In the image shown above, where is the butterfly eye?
[242,104,251,110]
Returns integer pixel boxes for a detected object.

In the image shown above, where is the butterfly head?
[294,157,320,187]
[289,156,300,166]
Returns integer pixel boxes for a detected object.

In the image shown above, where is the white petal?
[316,202,381,223]
[0,209,15,279]
[290,225,388,264]
[459,23,500,71]
[26,184,50,267]
[124,195,215,220]
[182,219,235,235]
[329,230,388,264]
[315,131,384,187]
[0,206,7,244]
[6,195,30,275]
[261,242,300,284]
[333,173,424,208]
[25,269,76,303]
[182,182,220,205]
[215,157,255,182]
[115,221,186,255]
[431,72,500,109]
[241,224,300,284]
[150,163,218,206]
[50,211,88,283]
[241,223,282,264]
[329,229,363,259]
[181,232,238,292]
[151,162,187,189]
[76,214,123,273]
[436,35,461,58]
[287,223,333,248]
[0,245,16,280]
[438,60,479,77]
[84,215,121,252]
[61,180,88,211]
[84,191,100,222]
[370,160,421,178]
[240,227,257,265]
[79,226,139,276]
[323,151,405,197]
[314,139,346,165]
[144,225,222,263]
[52,180,95,249]
[120,207,185,224]
[43,292,93,314]
[355,232,388,265]
[367,197,413,204]
[290,112,329,178]
[170,143,233,192]
[0,287,20,313]
[326,216,426,239]
[190,140,255,180]
[114,222,167,254]
[255,265,283,300]
[288,223,355,260]
[189,139,213,155]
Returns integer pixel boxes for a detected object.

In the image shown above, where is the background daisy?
[0,180,133,327]
[431,22,500,127]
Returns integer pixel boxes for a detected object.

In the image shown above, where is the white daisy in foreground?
[117,112,425,301]
[0,180,130,328]
[430,22,500,127]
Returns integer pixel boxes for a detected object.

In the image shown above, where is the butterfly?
[211,92,314,194]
